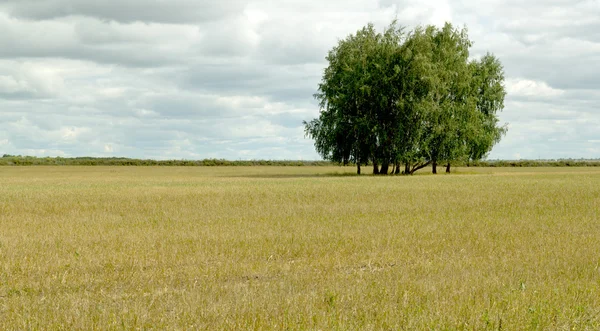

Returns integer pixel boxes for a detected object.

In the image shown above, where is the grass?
[1,166,599,329]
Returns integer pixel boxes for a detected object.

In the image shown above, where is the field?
[1,166,600,329]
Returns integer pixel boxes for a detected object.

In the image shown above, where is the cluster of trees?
[304,21,507,175]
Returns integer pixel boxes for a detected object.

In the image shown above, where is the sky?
[1,0,599,160]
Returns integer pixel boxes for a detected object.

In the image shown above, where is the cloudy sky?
[1,0,598,160]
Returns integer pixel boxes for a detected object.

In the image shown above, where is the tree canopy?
[304,21,507,175]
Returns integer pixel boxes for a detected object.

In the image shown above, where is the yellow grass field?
[1,166,599,330]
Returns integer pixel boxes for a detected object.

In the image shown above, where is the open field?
[1,166,600,329]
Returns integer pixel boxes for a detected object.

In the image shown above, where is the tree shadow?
[221,172,361,179]
[223,170,482,179]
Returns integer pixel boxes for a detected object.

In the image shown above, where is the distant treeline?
[465,159,600,167]
[0,155,333,166]
[1,155,600,167]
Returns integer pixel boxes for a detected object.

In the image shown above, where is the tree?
[391,26,436,175]
[466,53,507,163]
[304,26,376,174]
[366,21,405,175]
[306,22,404,175]
[411,23,476,174]
[401,24,507,174]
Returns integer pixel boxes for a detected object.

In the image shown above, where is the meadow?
[1,166,599,330]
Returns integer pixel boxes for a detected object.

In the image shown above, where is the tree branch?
[410,160,432,174]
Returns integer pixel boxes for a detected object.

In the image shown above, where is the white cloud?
[22,149,67,157]
[0,61,66,98]
[506,78,565,98]
[60,127,90,140]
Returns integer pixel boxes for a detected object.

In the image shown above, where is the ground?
[1,166,599,329]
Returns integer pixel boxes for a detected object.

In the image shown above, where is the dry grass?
[1,166,599,330]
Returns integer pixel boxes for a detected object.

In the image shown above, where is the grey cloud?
[451,0,600,92]
[179,60,321,104]
[267,111,314,129]
[489,90,600,159]
[0,14,197,67]
[0,0,245,24]
[255,20,331,65]
[499,42,600,91]
[196,17,258,57]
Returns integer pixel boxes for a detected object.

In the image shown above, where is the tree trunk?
[446,163,451,173]
[432,160,437,174]
[380,162,389,175]
[373,160,379,175]
[404,163,410,175]
[395,163,401,175]
[357,162,361,175]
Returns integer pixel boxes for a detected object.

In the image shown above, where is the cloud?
[506,78,564,98]
[0,60,66,99]
[0,0,245,24]
[0,0,599,160]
